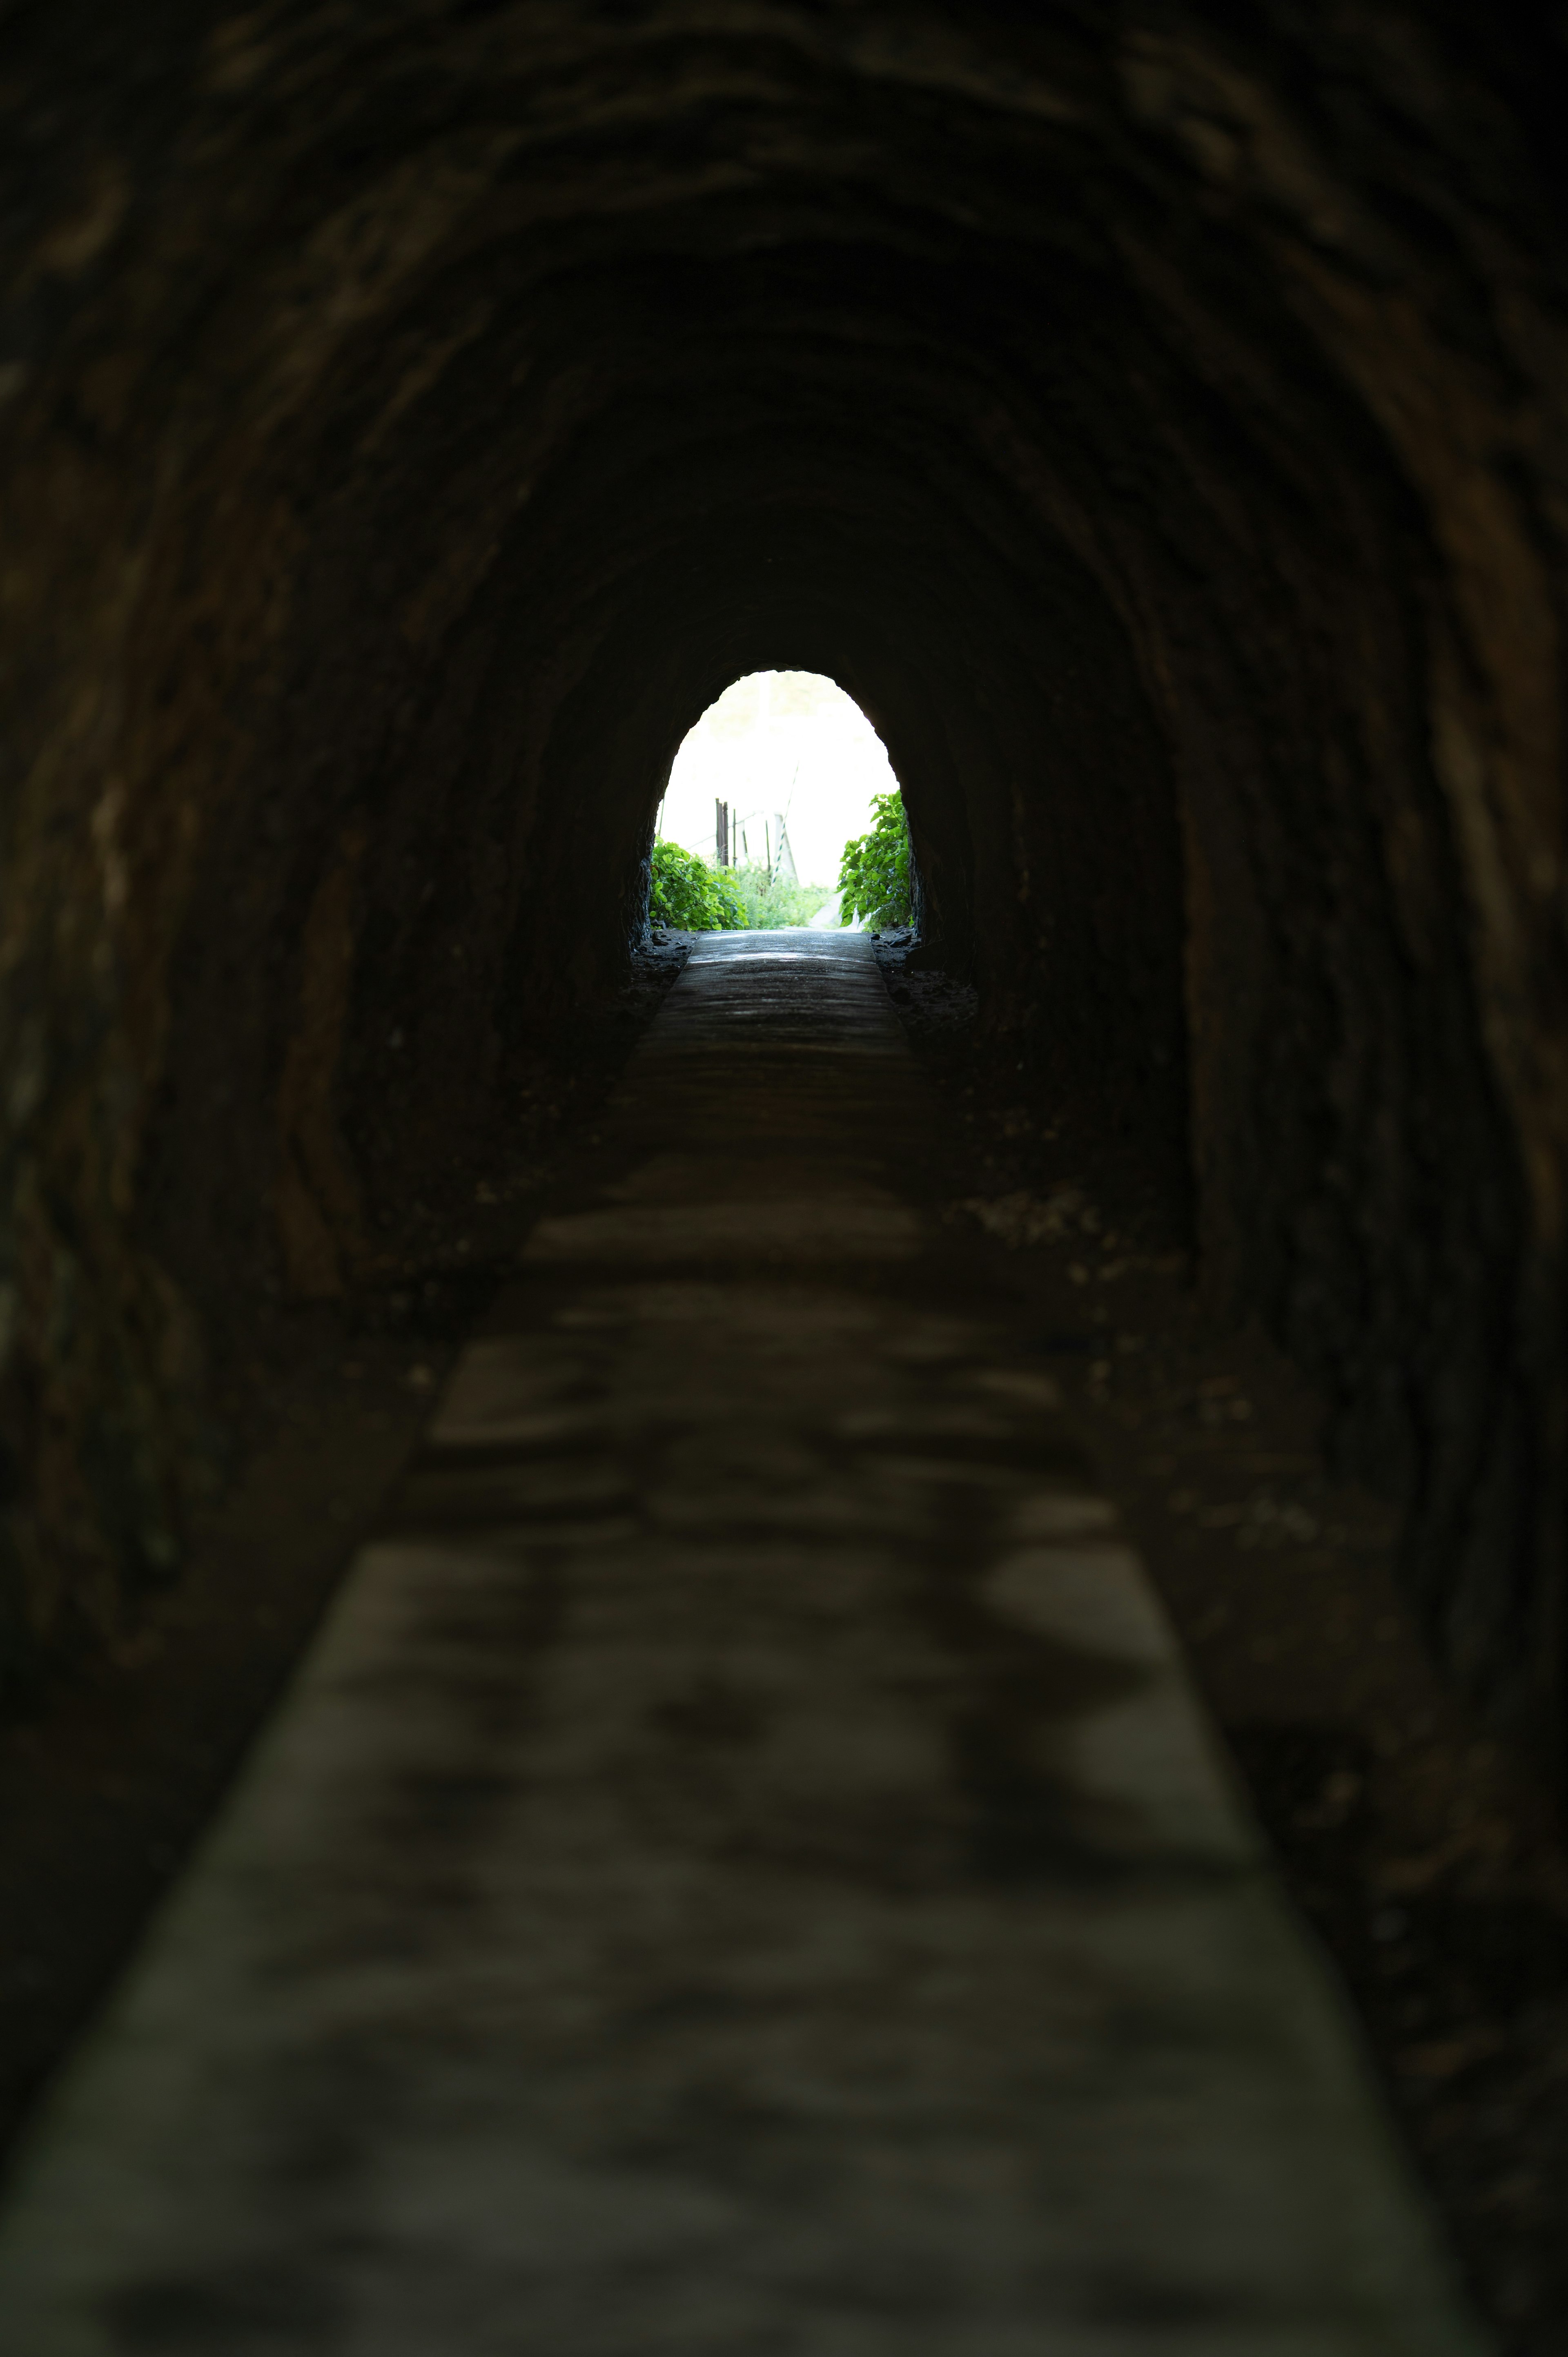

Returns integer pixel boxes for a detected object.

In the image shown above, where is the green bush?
[837,791,912,930]
[649,839,748,930]
[730,863,835,930]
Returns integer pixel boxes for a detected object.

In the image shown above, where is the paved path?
[0,935,1485,2353]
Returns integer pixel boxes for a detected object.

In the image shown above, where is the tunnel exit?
[658,670,899,924]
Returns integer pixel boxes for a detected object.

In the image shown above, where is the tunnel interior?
[2,2,1565,1797]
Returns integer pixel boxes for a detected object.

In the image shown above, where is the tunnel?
[1,5,1566,2350]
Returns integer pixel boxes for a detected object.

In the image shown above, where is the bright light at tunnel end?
[657,671,899,919]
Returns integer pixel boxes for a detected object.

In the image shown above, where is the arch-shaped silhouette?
[658,669,900,911]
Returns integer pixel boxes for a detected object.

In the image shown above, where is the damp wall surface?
[0,2,1565,1762]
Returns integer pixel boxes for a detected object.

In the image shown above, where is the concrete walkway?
[0,934,1485,2354]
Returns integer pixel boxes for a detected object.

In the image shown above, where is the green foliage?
[649,839,748,930]
[729,863,835,930]
[711,867,749,929]
[837,791,912,930]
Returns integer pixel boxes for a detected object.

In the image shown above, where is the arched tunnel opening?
[655,669,899,928]
[2,6,1567,2347]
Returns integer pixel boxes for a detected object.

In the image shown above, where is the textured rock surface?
[0,5,1565,1760]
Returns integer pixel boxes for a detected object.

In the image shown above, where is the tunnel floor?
[0,934,1481,2353]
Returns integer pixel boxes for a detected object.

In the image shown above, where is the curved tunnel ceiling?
[3,6,1567,1757]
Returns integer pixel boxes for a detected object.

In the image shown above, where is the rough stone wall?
[0,4,1565,1760]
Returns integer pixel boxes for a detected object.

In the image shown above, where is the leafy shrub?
[649,839,748,930]
[837,791,912,930]
[730,863,835,929]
